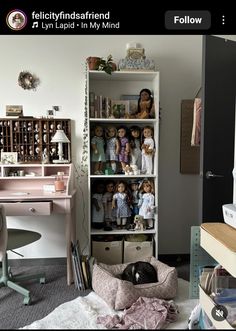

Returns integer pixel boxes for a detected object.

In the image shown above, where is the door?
[201,35,236,221]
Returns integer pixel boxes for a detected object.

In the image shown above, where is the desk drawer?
[3,202,52,216]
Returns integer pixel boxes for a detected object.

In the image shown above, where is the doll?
[141,126,155,175]
[91,125,106,175]
[102,180,115,231]
[129,126,142,170]
[91,180,105,229]
[136,88,155,119]
[138,179,155,229]
[105,126,120,174]
[112,181,132,229]
[129,179,142,220]
[117,126,130,173]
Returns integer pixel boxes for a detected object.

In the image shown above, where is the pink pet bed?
[92,256,178,310]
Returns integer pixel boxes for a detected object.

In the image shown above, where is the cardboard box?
[123,239,153,263]
[92,240,123,264]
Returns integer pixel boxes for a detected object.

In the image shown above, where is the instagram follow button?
[6,9,27,31]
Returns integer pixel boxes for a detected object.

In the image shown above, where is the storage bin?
[92,239,123,264]
[123,238,153,263]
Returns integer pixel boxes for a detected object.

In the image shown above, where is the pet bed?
[92,256,178,310]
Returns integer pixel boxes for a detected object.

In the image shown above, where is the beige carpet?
[21,278,198,329]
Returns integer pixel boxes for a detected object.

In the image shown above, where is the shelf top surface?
[0,163,72,167]
[89,70,159,81]
[201,222,236,252]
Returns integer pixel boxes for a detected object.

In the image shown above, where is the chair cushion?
[92,256,178,310]
[7,229,41,250]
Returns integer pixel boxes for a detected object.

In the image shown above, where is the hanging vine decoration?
[18,71,40,91]
[79,62,89,180]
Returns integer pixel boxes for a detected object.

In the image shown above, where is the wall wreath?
[18,71,40,90]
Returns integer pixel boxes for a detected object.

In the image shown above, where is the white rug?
[21,279,198,329]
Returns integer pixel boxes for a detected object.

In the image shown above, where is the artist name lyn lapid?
[41,21,120,30]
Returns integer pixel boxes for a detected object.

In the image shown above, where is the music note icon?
[32,22,38,28]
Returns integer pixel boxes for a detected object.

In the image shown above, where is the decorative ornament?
[18,71,40,91]
[118,43,156,71]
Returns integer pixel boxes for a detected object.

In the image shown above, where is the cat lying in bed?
[120,261,158,285]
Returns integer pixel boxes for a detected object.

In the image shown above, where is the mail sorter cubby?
[0,118,71,163]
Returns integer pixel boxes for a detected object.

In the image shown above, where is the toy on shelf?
[103,180,115,231]
[141,126,155,175]
[136,88,155,119]
[138,179,155,229]
[91,125,106,175]
[129,179,142,220]
[117,126,130,173]
[91,180,105,229]
[112,180,132,229]
[134,215,146,231]
[105,125,119,174]
[129,125,142,170]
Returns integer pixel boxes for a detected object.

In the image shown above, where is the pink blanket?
[97,296,179,329]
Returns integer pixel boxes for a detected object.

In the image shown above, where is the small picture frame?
[111,100,129,118]
[6,105,23,117]
[122,95,139,117]
[1,152,18,164]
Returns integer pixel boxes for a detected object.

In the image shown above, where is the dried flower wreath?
[18,71,40,90]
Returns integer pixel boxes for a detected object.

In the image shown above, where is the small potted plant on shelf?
[86,55,116,75]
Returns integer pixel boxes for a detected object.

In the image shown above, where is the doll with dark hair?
[91,180,105,229]
[117,126,130,173]
[129,126,142,170]
[129,179,142,219]
[136,88,155,119]
[102,180,115,231]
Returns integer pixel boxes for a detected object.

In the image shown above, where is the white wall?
[0,35,203,257]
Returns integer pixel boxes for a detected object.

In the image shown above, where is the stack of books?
[71,240,94,291]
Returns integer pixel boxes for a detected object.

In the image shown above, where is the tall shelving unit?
[87,70,159,263]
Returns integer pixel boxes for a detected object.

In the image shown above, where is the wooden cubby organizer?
[200,222,236,329]
[0,118,71,163]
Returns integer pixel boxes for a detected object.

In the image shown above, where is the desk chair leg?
[0,253,45,305]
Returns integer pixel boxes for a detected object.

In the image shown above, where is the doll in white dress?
[141,126,155,175]
[138,179,155,229]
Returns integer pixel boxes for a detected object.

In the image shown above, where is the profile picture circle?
[6,9,27,30]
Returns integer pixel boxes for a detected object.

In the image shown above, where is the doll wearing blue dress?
[112,181,131,229]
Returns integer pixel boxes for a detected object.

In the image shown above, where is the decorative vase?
[111,62,117,71]
[86,57,101,70]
